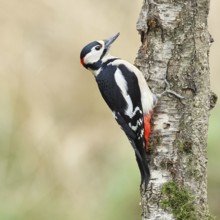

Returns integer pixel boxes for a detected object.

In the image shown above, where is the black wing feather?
[96,62,150,186]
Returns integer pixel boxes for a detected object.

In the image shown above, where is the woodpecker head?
[80,32,120,71]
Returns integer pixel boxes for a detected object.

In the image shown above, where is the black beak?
[104,32,120,50]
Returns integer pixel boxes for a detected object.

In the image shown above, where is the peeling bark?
[135,0,215,219]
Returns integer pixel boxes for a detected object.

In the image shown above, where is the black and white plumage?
[80,33,156,188]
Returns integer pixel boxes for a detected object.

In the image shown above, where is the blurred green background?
[0,1,219,219]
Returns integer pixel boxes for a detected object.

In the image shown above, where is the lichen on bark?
[160,181,197,220]
[135,0,215,219]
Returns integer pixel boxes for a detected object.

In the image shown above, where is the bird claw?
[156,79,184,100]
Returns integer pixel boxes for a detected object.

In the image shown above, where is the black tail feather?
[131,139,150,189]
[135,153,145,185]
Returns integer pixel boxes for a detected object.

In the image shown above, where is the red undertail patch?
[144,112,152,152]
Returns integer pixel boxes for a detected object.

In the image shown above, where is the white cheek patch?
[83,41,105,65]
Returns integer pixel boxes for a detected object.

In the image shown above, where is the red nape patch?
[80,58,84,65]
[144,112,152,152]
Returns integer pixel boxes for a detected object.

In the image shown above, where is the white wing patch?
[132,106,142,116]
[114,69,133,117]
[128,106,143,131]
[113,70,145,132]
[138,129,144,140]
[129,119,142,131]
[112,59,154,115]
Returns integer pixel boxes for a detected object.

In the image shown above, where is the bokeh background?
[0,1,219,219]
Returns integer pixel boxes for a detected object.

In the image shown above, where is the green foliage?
[161,182,197,220]
[207,214,216,220]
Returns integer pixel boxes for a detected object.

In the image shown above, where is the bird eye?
[95,45,102,50]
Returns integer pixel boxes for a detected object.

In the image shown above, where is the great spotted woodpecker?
[80,33,177,188]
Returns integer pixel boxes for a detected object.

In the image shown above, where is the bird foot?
[156,79,184,100]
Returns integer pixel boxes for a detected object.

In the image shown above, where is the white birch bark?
[135,0,216,219]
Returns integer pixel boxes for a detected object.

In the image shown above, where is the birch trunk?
[135,0,216,219]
